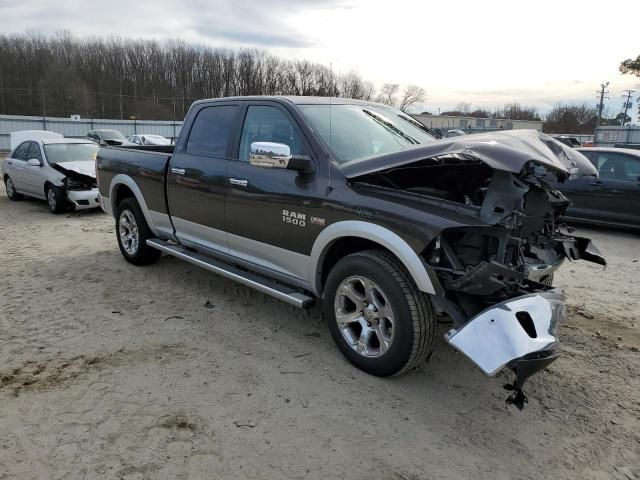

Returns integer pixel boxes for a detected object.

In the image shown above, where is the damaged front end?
[52,163,100,210]
[347,131,606,407]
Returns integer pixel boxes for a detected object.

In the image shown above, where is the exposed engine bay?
[350,141,606,407]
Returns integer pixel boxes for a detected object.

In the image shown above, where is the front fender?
[309,220,437,296]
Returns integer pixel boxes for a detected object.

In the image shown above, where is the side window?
[186,105,239,157]
[622,155,640,179]
[596,152,638,181]
[238,106,305,162]
[28,142,43,162]
[12,142,30,160]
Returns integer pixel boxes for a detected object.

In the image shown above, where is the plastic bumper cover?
[445,292,566,378]
[67,188,100,210]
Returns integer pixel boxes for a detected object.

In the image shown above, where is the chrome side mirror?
[249,142,291,169]
[27,158,42,167]
[249,142,315,173]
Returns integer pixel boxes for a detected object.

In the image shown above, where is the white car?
[126,134,171,146]
[2,131,101,213]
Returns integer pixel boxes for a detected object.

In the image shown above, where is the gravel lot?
[0,187,638,480]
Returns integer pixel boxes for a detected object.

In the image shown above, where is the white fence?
[0,114,183,151]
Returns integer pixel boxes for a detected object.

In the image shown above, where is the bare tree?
[398,85,426,112]
[376,83,399,106]
[455,102,471,114]
[543,103,597,134]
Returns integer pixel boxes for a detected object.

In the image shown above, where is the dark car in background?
[87,129,132,146]
[554,147,640,229]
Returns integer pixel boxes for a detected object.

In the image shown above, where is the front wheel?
[115,198,161,265]
[5,176,23,200]
[46,184,67,213]
[323,250,435,377]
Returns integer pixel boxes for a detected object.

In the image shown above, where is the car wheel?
[116,197,161,266]
[5,176,23,200]
[541,274,554,286]
[46,184,67,213]
[323,249,435,377]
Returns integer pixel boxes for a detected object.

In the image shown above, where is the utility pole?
[621,89,635,126]
[596,82,609,127]
[40,84,47,130]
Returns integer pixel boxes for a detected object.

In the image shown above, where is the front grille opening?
[515,311,537,338]
[77,200,89,205]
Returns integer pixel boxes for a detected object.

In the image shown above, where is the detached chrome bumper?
[446,292,566,379]
[67,188,101,210]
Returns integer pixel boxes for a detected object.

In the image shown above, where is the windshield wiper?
[362,109,419,145]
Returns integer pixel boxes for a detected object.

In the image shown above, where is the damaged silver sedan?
[2,132,100,213]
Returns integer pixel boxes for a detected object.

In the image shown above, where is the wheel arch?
[108,174,158,236]
[310,221,436,297]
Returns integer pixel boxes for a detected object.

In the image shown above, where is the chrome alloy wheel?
[47,187,57,210]
[118,210,139,255]
[334,275,395,358]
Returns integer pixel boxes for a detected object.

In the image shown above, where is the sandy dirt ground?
[0,187,638,480]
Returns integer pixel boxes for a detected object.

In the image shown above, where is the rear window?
[186,105,239,157]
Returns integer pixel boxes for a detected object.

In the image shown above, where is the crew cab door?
[225,102,323,284]
[166,102,241,253]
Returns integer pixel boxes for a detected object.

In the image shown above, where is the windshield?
[44,143,99,164]
[100,130,126,140]
[299,104,437,163]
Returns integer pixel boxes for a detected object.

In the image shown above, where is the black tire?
[541,274,554,286]
[4,176,23,200]
[46,184,67,213]
[323,249,435,377]
[115,197,161,265]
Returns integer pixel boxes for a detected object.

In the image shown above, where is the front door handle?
[229,178,248,187]
[171,167,186,175]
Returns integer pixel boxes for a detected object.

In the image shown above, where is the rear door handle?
[229,178,248,187]
[6,161,12,165]
[171,167,185,175]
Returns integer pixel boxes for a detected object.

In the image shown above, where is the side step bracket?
[146,238,315,309]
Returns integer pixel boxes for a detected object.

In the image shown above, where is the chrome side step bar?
[146,238,315,309]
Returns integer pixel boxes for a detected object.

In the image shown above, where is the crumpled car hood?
[53,161,96,179]
[340,129,596,181]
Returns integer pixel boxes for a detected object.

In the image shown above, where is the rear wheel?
[116,197,161,265]
[5,176,23,200]
[46,184,67,214]
[323,250,435,377]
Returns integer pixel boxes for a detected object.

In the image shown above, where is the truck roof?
[192,96,386,108]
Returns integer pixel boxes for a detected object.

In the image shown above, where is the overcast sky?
[1,0,639,115]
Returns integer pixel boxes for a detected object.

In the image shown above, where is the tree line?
[0,33,426,120]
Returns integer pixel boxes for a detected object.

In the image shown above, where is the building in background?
[594,126,640,148]
[412,114,542,133]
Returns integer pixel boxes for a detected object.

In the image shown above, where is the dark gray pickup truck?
[97,96,605,407]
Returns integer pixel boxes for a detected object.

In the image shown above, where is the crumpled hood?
[53,161,96,178]
[340,129,596,181]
